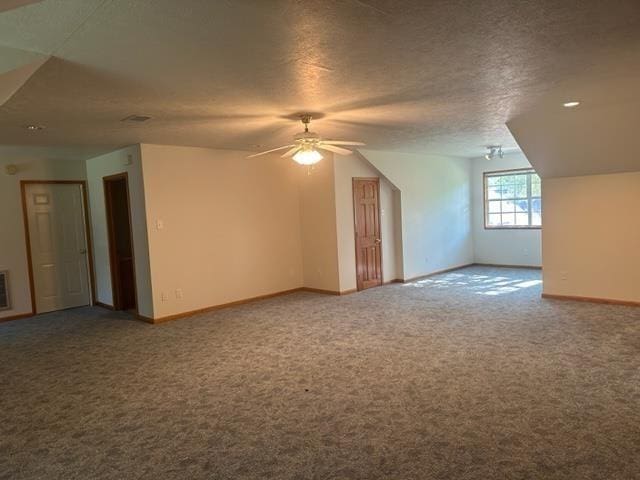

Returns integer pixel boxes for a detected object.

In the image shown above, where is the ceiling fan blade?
[317,144,353,156]
[247,145,295,158]
[320,140,366,146]
[281,146,301,158]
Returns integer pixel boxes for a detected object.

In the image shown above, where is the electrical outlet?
[161,292,168,302]
[175,288,183,299]
[560,271,568,281]
[156,219,164,230]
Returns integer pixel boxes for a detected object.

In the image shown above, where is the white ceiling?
[0,0,639,162]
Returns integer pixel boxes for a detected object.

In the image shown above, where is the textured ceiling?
[507,72,640,178]
[0,0,639,160]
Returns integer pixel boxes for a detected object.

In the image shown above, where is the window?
[484,169,541,229]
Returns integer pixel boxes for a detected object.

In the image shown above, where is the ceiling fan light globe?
[293,149,323,165]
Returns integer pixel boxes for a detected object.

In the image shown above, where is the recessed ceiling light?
[25,124,45,131]
[563,101,580,108]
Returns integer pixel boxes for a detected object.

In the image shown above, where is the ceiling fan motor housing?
[294,130,320,143]
[246,112,364,160]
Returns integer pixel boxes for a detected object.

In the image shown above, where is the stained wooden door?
[353,178,383,291]
[24,183,91,313]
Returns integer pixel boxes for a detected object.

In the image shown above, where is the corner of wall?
[0,148,87,319]
[298,155,341,292]
[358,149,473,279]
[85,144,154,319]
[333,151,405,288]
[470,153,542,267]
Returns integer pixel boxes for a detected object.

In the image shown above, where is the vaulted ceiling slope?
[0,50,47,106]
[0,0,639,164]
[507,72,640,178]
[0,0,43,13]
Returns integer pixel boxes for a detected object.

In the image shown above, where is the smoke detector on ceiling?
[121,115,152,123]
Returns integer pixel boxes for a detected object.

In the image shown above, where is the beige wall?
[0,153,86,318]
[7,144,638,321]
[297,156,341,292]
[86,146,154,318]
[543,172,640,302]
[472,152,542,267]
[140,144,304,318]
[333,153,402,291]
[360,150,473,280]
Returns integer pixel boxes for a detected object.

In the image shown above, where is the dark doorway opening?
[104,173,137,311]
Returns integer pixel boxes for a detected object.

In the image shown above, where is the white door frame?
[20,180,96,315]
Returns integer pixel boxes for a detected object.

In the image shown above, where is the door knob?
[375,238,381,244]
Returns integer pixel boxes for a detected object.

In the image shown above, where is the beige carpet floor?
[1,266,639,479]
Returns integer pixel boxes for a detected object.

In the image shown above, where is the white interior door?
[25,183,91,313]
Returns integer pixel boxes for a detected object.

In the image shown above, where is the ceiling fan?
[247,114,365,165]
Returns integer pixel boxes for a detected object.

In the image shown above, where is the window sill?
[484,226,542,230]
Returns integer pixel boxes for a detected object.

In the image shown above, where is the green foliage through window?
[485,169,541,228]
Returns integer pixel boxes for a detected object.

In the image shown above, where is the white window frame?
[483,168,541,229]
